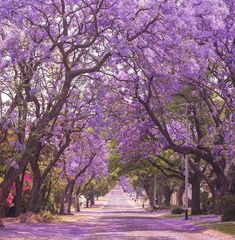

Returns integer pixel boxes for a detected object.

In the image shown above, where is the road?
[0,186,233,240]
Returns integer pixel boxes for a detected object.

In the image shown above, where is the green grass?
[158,210,191,219]
[201,222,235,235]
[158,213,185,219]
[159,212,235,236]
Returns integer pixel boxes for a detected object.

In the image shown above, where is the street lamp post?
[185,104,189,220]
[153,174,157,207]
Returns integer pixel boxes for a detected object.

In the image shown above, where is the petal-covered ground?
[0,187,234,240]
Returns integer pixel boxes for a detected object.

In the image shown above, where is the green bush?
[171,206,185,214]
[216,194,235,222]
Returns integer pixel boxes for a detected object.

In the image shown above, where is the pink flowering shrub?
[6,172,32,207]
[6,193,14,207]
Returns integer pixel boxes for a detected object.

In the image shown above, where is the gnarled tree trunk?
[67,182,75,214]
[191,174,201,215]
[14,174,24,216]
[163,186,174,207]
[177,182,185,207]
[27,141,43,212]
[59,182,71,214]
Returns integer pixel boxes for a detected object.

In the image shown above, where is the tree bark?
[67,182,75,214]
[163,186,173,206]
[177,183,185,207]
[0,135,42,216]
[90,193,95,206]
[43,181,52,211]
[14,175,24,216]
[59,182,71,214]
[28,178,41,212]
[75,186,81,212]
[0,167,20,217]
[191,174,201,215]
[76,197,81,212]
[28,141,43,212]
[28,167,41,212]
[143,183,154,208]
[86,198,89,208]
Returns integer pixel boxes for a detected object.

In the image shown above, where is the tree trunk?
[28,179,41,212]
[67,182,75,214]
[158,194,164,206]
[15,100,27,216]
[143,184,154,208]
[36,180,52,212]
[86,198,89,208]
[163,186,173,206]
[191,174,201,215]
[14,176,23,216]
[177,183,185,207]
[76,197,81,212]
[28,139,43,212]
[0,167,19,217]
[28,170,41,212]
[59,182,70,214]
[0,135,42,218]
[75,186,81,212]
[90,193,95,206]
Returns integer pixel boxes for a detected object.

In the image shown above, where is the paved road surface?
[0,186,233,240]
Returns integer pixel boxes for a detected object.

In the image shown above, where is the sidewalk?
[156,211,235,240]
[129,199,235,240]
[61,197,108,221]
[159,214,234,239]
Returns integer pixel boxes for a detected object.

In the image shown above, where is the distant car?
[132,193,136,196]
[128,192,136,199]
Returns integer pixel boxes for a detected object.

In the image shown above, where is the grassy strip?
[158,213,185,219]
[57,214,87,223]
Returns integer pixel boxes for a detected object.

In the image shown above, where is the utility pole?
[153,174,157,207]
[185,103,189,220]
